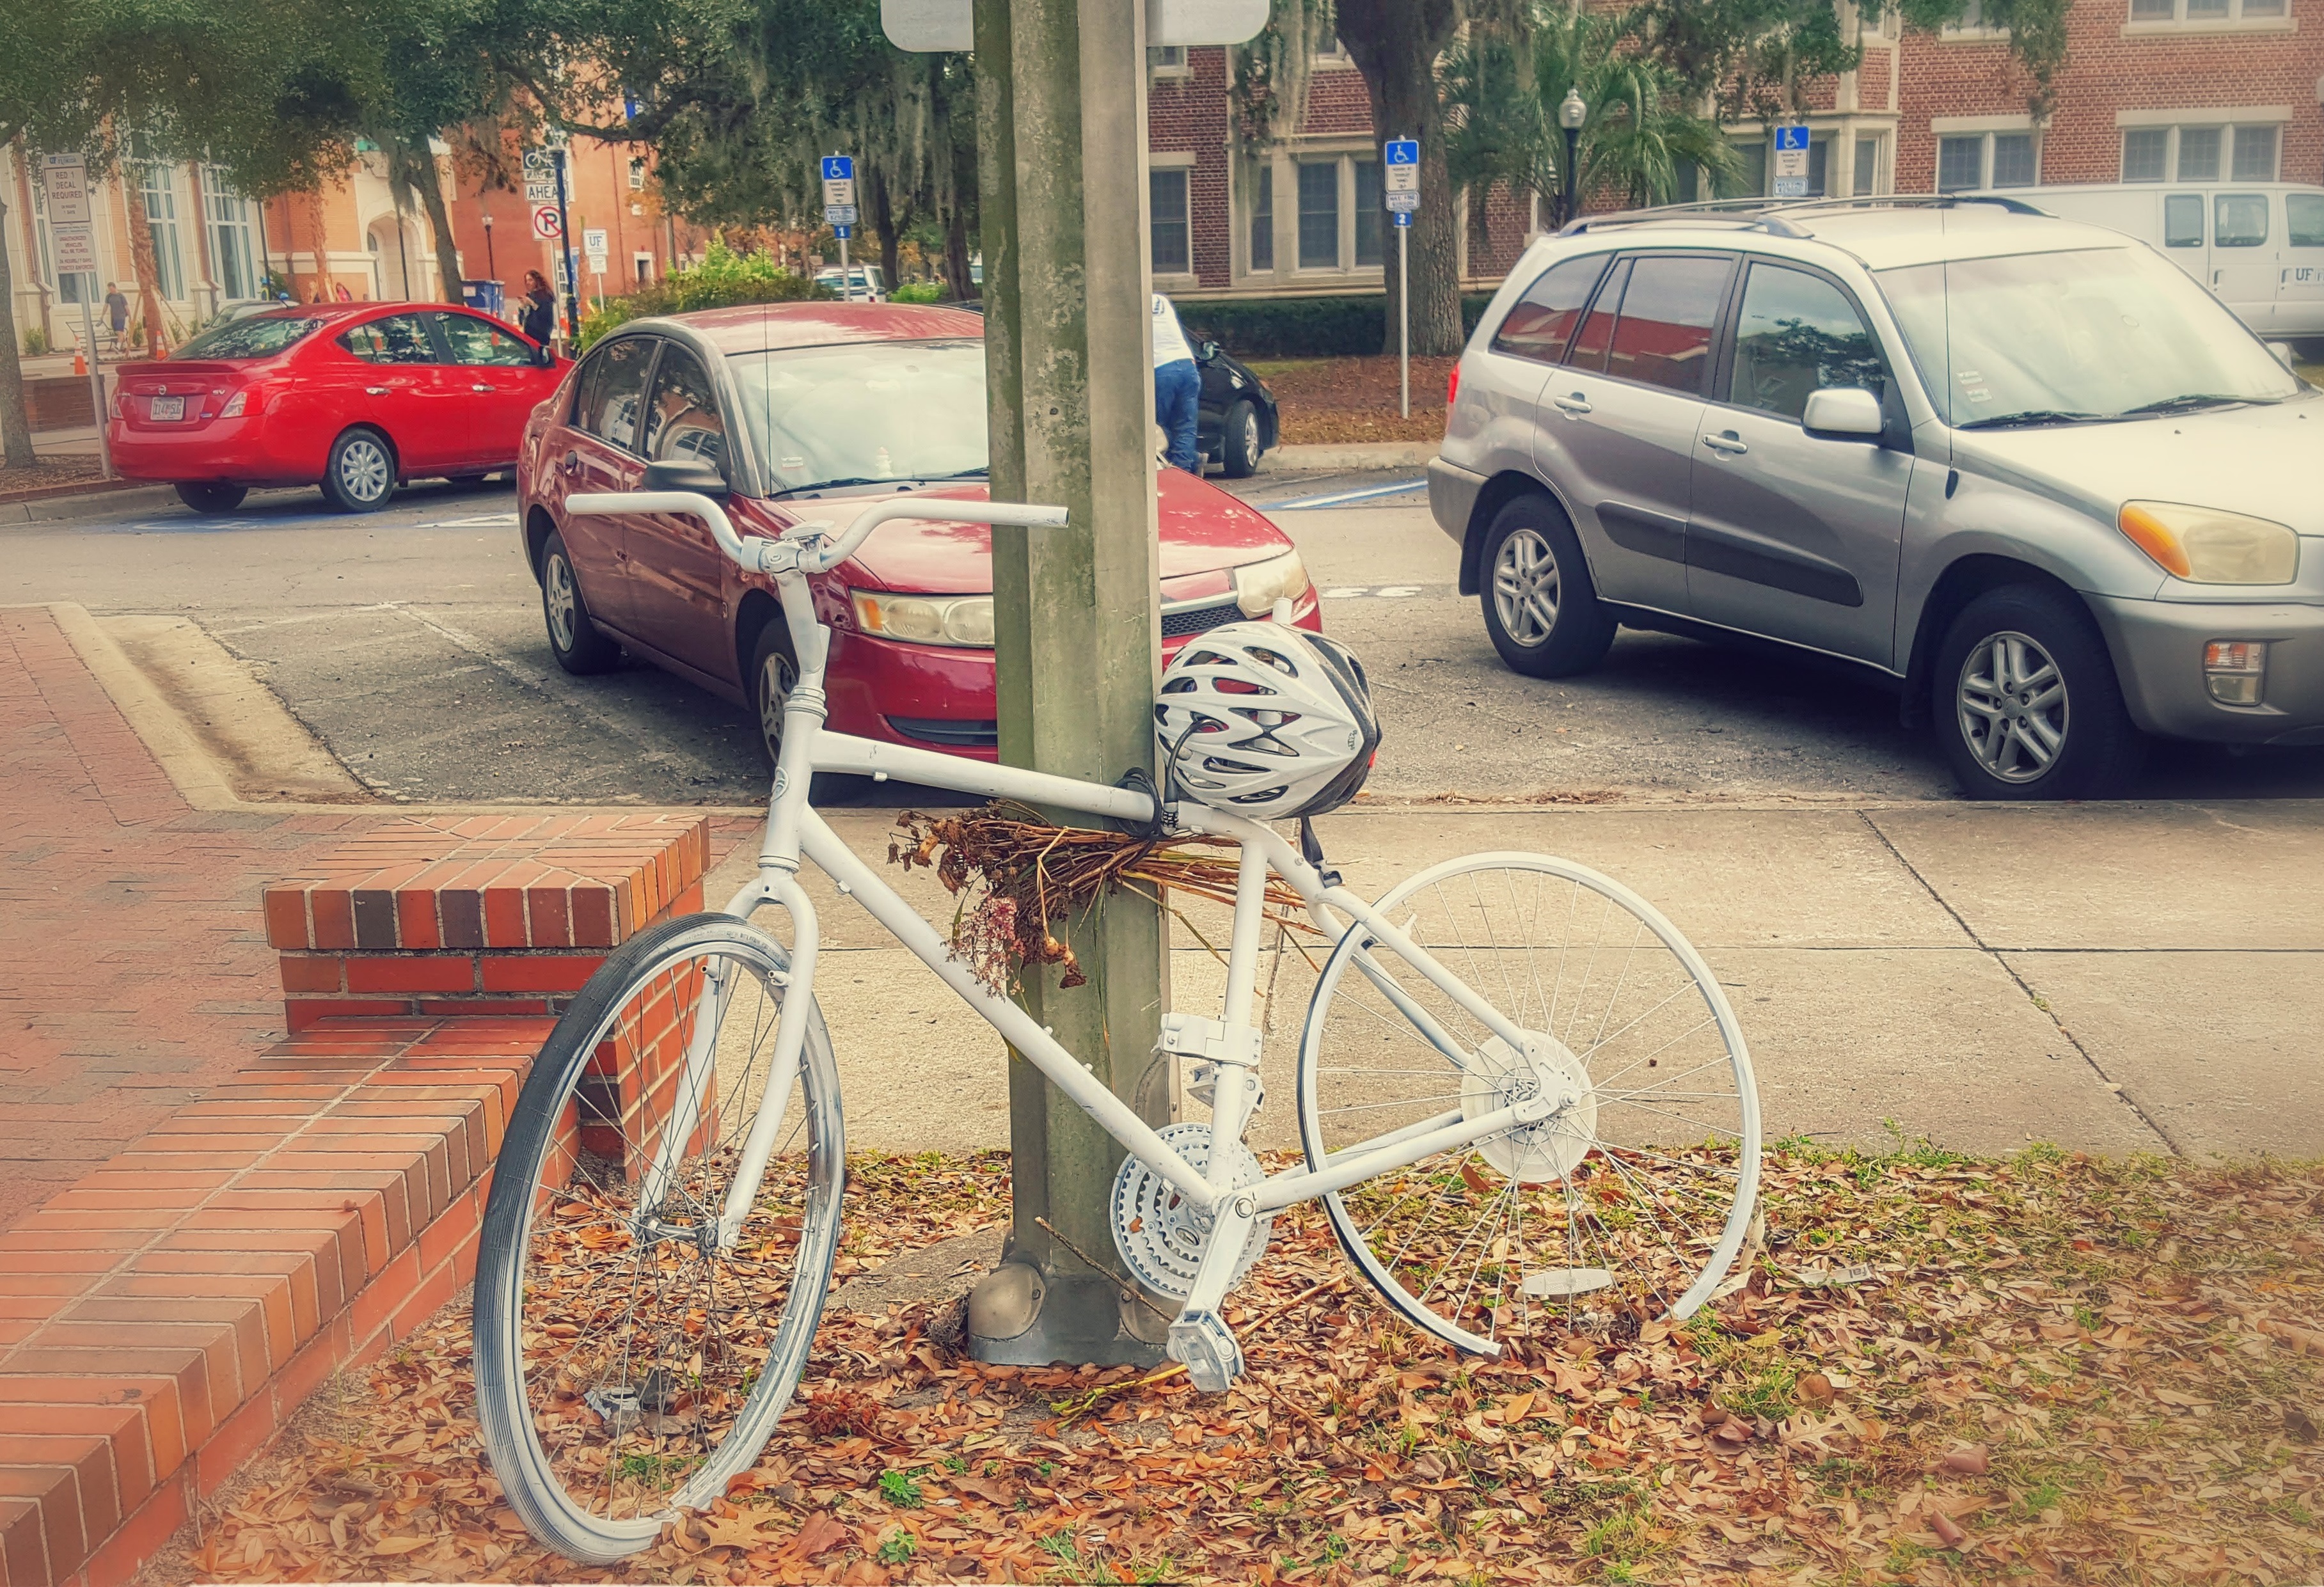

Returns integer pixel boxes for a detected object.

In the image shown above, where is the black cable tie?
[1116,766,1170,842]
[1299,815,1341,889]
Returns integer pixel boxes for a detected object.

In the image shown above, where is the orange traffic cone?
[73,351,87,376]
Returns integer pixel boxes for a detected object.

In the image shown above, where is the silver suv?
[1430,197,2321,799]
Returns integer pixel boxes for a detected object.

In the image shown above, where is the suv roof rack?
[1556,192,2049,239]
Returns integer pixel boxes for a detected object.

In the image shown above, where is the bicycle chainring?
[1109,1121,1272,1300]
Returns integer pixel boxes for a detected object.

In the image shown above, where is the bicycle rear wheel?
[1296,853,1757,1355]
[473,913,843,1563]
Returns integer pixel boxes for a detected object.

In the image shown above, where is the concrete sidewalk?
[11,597,2320,1187]
[775,800,2323,1164]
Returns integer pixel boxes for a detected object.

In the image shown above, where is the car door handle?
[364,386,388,395]
[471,383,495,393]
[1550,392,1593,415]
[560,450,581,476]
[1702,432,1749,455]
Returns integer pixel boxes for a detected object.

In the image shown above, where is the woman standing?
[519,270,557,345]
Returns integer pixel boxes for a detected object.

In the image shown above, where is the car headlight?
[1231,549,1310,618]
[850,590,995,648]
[2117,501,2298,585]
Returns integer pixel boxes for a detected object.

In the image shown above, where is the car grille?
[889,716,999,748]
[1160,599,1245,639]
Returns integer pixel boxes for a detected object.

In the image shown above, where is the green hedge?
[578,239,832,347]
[1172,292,1498,358]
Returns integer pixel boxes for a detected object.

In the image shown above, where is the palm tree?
[1444,3,1739,225]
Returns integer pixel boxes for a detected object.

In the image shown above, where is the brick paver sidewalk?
[0,607,377,1232]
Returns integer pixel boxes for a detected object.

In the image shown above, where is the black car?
[1192,338,1279,477]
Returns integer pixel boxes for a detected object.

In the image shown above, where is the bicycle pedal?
[1166,1309,1244,1394]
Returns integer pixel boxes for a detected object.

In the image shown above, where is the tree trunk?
[943,116,976,301]
[871,166,901,296]
[409,148,466,304]
[0,193,36,469]
[1336,0,1464,356]
[122,175,168,357]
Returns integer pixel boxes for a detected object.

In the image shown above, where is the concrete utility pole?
[964,0,1171,1367]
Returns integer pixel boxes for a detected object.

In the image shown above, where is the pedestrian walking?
[519,270,556,345]
[1151,292,1200,474]
[104,283,129,352]
[333,280,353,303]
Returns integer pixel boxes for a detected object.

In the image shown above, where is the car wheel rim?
[758,648,797,762]
[1957,629,2069,784]
[339,439,390,503]
[545,555,578,651]
[1240,411,1259,459]
[1492,528,1560,646]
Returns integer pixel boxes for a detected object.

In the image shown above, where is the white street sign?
[825,204,858,227]
[525,178,557,203]
[1773,123,1810,199]
[40,155,92,226]
[582,228,608,258]
[531,204,564,240]
[51,225,97,276]
[1384,138,1419,213]
[883,0,1264,50]
[523,149,553,177]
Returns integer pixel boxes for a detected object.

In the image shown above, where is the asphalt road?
[7,469,2321,805]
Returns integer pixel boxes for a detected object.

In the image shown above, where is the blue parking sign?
[1773,125,1810,153]
[822,155,853,182]
[1384,139,1419,167]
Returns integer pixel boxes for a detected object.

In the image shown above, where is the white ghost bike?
[473,489,1761,1562]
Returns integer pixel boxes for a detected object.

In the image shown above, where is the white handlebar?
[563,491,1069,575]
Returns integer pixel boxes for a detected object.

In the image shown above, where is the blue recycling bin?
[462,280,506,318]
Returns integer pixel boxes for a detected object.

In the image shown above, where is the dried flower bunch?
[887,802,1313,995]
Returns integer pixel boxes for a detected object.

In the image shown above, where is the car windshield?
[173,314,327,361]
[1875,245,2301,427]
[729,338,987,494]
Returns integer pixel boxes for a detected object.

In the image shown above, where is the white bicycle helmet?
[1155,622,1380,819]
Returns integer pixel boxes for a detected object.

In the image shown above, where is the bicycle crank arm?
[1167,1190,1260,1393]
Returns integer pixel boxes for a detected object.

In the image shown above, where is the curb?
[3,482,176,524]
[1266,441,1438,471]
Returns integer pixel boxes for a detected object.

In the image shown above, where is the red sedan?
[514,304,1319,775]
[106,303,565,514]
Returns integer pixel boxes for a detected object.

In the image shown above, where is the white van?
[1980,182,2324,346]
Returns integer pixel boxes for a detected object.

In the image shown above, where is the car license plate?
[149,395,186,421]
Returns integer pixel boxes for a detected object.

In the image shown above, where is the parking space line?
[1265,478,1429,510]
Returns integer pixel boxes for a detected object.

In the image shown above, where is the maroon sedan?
[514,304,1318,777]
[106,303,564,514]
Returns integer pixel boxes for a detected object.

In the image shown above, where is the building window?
[1937,130,2037,191]
[628,157,646,191]
[1297,160,1339,268]
[2131,0,2285,19]
[1149,44,1188,72]
[1852,134,1884,196]
[634,253,654,285]
[203,167,259,300]
[1353,159,1383,267]
[2123,123,2281,183]
[1248,164,1274,272]
[139,164,187,301]
[1150,167,1190,275]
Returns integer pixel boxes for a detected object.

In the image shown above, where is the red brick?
[478,954,601,994]
[393,887,441,950]
[0,1407,150,1518]
[309,888,356,952]
[283,998,413,1031]
[0,1437,120,1549]
[79,1466,187,1587]
[0,1471,75,1587]
[341,954,478,995]
[276,956,344,995]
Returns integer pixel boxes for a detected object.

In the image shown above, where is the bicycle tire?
[474,913,844,1562]
[1296,852,1759,1355]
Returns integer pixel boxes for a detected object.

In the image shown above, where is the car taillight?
[219,384,271,418]
[1447,362,1461,408]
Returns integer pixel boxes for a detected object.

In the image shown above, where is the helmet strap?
[1297,816,1341,890]
[1115,765,1171,842]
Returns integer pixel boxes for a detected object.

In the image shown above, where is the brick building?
[4,132,704,356]
[1144,0,2323,304]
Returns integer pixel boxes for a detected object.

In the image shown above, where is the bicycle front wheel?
[473,913,843,1563]
[1296,853,1758,1356]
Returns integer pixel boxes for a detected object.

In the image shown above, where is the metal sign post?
[1384,139,1419,420]
[1773,123,1811,200]
[583,228,609,310]
[821,155,858,301]
[40,154,113,478]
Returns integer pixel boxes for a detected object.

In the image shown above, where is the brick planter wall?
[0,812,722,1587]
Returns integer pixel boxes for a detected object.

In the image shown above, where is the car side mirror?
[538,342,558,368]
[642,457,729,498]
[1198,339,1219,361]
[2265,340,2296,368]
[1801,387,1885,441]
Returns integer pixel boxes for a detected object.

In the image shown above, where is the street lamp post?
[1558,88,1588,228]
[482,210,496,285]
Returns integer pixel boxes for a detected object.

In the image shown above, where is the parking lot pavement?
[6,471,2321,806]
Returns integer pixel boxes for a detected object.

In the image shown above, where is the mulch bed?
[1259,357,1457,447]
[170,1146,2321,1586]
[0,457,125,502]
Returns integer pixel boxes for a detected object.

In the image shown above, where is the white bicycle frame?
[564,489,1574,1344]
